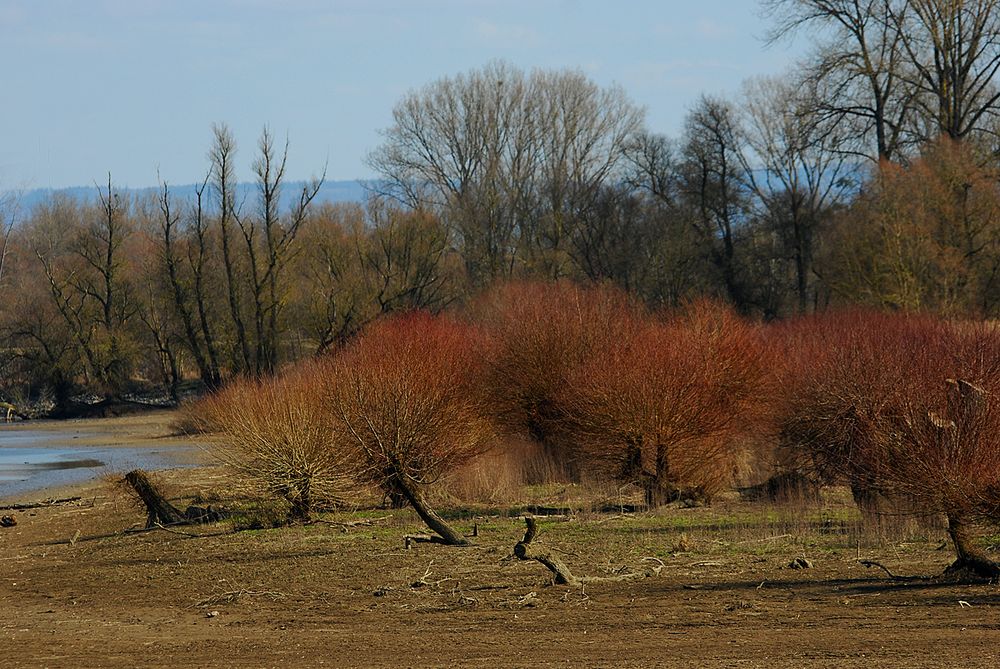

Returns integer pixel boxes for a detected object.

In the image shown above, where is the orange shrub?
[195,359,362,521]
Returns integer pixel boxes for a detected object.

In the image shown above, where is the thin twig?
[858,559,931,582]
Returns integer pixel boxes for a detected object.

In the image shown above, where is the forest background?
[2,0,1000,410]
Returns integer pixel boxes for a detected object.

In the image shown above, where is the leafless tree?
[0,191,20,287]
[32,177,136,396]
[209,123,323,376]
[157,179,220,388]
[741,75,855,312]
[368,60,643,285]
[892,0,1000,142]
[677,95,755,311]
[209,123,253,373]
[765,0,914,162]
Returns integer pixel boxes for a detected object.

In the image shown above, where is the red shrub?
[559,300,767,504]
[470,280,645,478]
[328,311,494,544]
[775,310,1000,575]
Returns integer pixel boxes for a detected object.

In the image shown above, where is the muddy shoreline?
[0,412,212,503]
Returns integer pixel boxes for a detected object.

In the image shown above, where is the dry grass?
[190,359,363,520]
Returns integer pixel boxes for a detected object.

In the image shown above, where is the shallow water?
[0,428,199,498]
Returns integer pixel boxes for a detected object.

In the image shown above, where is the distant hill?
[10,179,370,213]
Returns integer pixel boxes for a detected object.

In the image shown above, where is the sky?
[0,0,810,191]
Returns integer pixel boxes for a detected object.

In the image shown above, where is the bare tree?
[291,199,461,354]
[522,69,644,278]
[893,0,1000,142]
[677,95,755,311]
[32,177,136,397]
[157,180,219,388]
[0,191,19,286]
[245,127,324,373]
[368,60,643,285]
[209,123,323,376]
[765,0,913,162]
[741,75,855,312]
[209,123,253,373]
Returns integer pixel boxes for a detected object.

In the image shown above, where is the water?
[0,428,199,498]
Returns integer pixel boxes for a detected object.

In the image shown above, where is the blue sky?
[1,1,808,190]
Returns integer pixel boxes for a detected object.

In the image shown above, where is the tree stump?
[123,470,188,528]
[513,516,663,586]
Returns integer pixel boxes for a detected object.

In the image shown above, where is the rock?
[0,515,16,527]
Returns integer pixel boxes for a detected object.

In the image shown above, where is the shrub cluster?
[192,282,1000,573]
[193,281,766,542]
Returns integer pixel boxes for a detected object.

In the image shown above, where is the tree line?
[2,0,1000,408]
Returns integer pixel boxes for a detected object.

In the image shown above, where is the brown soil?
[1,415,998,668]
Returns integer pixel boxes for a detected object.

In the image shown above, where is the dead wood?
[308,515,392,532]
[124,470,188,527]
[858,559,932,582]
[404,534,452,549]
[0,496,84,511]
[513,516,663,586]
[123,470,231,528]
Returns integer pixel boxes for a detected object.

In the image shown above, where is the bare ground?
[1,416,998,668]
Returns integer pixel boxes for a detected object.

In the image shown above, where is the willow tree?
[328,312,494,545]
[778,311,1000,578]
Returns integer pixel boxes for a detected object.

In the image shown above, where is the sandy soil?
[1,414,998,668]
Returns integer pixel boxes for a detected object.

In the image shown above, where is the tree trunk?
[396,479,469,546]
[123,470,188,528]
[513,516,661,585]
[514,517,580,586]
[945,513,1000,580]
[285,479,312,523]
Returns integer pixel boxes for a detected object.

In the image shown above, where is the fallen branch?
[122,470,229,528]
[0,496,83,511]
[121,522,230,539]
[410,560,455,588]
[858,559,930,582]
[513,516,663,586]
[309,515,392,531]
[404,533,452,549]
[123,470,188,527]
[195,589,287,607]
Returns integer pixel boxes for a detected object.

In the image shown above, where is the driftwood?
[124,470,189,527]
[513,516,663,586]
[0,496,83,511]
[123,470,229,528]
